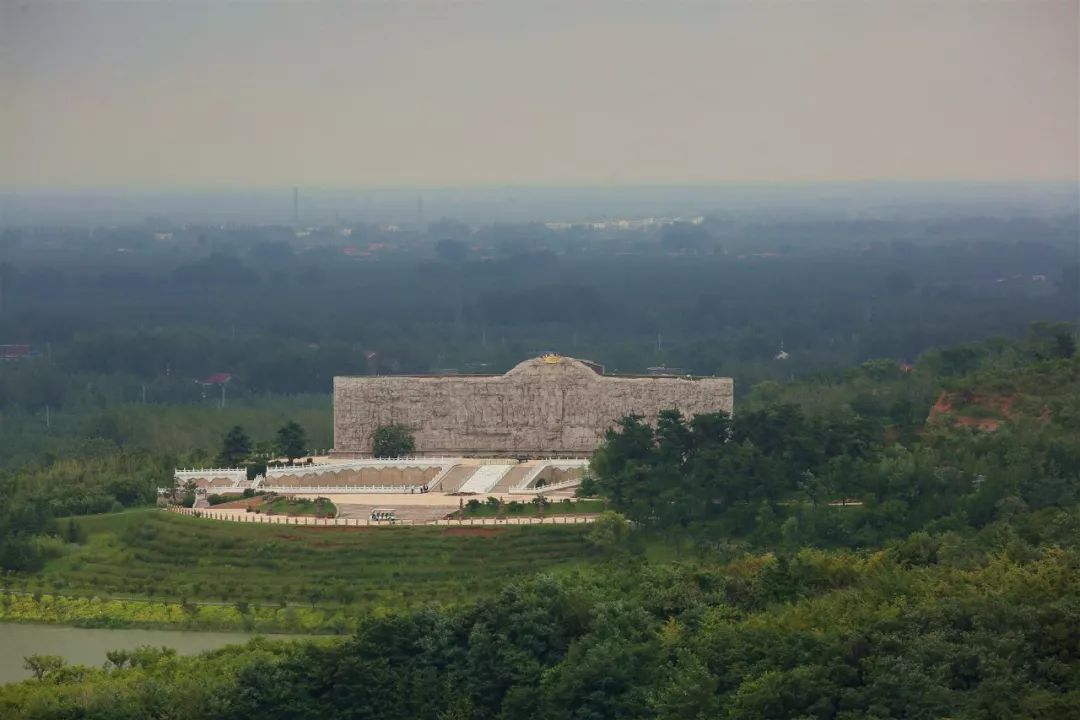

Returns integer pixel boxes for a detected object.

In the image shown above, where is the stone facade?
[333,356,734,457]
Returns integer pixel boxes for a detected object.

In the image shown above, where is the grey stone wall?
[333,356,733,457]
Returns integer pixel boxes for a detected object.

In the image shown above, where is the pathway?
[167,506,596,527]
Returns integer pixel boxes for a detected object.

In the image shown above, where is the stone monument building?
[333,355,733,457]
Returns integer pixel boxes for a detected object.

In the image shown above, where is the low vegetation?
[0,510,599,632]
[2,541,1076,718]
[248,495,337,518]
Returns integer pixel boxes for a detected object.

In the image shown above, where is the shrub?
[32,535,66,562]
[587,511,631,551]
[575,475,598,497]
[0,537,44,573]
[64,519,86,544]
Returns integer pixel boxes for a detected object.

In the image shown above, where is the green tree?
[372,423,416,458]
[65,518,85,544]
[275,420,308,462]
[23,654,65,681]
[574,475,598,497]
[0,536,43,572]
[104,649,131,670]
[217,425,252,467]
[587,511,631,551]
[649,649,720,720]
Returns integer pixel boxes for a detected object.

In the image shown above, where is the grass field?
[6,510,600,617]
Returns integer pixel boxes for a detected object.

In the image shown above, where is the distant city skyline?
[2,1,1076,189]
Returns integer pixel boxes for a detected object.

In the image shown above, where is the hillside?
[1,510,600,633]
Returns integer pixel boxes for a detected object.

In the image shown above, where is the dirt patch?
[927,391,1024,432]
[443,527,503,537]
[953,416,1002,431]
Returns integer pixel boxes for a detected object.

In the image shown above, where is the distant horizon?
[4,178,1077,195]
[3,179,1076,228]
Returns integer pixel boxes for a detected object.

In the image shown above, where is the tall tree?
[275,421,308,462]
[217,425,252,467]
[372,423,416,458]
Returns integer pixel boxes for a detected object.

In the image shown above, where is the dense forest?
[0,212,1076,402]
[2,329,1078,718]
[0,211,1076,468]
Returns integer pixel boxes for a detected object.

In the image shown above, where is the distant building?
[0,344,37,360]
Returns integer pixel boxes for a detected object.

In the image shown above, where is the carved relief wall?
[333,356,734,457]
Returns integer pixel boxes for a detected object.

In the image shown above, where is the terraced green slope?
[11,510,598,611]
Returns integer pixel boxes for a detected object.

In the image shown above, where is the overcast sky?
[2,0,1077,189]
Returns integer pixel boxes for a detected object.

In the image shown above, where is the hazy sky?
[2,0,1077,189]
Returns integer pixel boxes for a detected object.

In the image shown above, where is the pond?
[0,622,310,684]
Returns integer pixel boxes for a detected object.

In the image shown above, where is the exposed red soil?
[927,391,1046,432]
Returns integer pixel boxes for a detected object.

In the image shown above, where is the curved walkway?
[167,506,597,527]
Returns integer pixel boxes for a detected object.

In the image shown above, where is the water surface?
[0,622,308,684]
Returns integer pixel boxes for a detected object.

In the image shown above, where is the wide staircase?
[458,464,513,494]
[491,465,532,493]
[437,465,478,493]
[508,460,590,493]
